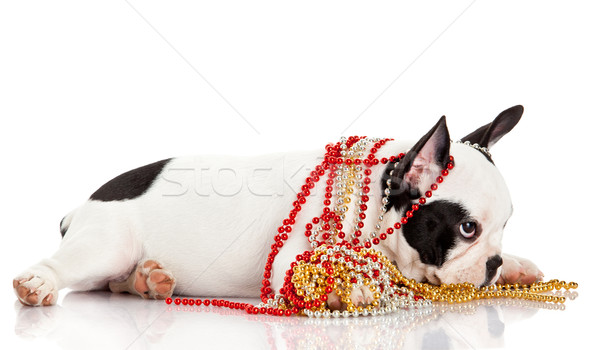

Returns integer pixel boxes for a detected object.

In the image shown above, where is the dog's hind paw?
[110,259,175,300]
[13,274,58,307]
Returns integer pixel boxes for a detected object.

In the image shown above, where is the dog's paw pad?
[147,269,175,299]
[131,260,175,299]
[142,260,162,270]
[13,274,57,307]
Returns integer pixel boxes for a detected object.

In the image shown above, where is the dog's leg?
[13,227,139,307]
[497,253,544,285]
[109,259,175,299]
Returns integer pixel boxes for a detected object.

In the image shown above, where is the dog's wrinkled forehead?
[440,143,513,227]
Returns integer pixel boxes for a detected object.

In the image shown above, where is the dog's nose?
[486,255,503,274]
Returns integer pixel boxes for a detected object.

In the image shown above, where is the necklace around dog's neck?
[454,139,492,160]
[300,136,451,251]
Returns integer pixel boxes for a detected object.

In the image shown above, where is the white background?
[1,1,598,349]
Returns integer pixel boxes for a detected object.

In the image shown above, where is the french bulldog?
[13,105,542,307]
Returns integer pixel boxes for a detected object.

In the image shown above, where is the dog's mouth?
[430,260,497,287]
[427,272,442,286]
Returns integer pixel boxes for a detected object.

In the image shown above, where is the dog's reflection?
[14,291,175,349]
[14,290,577,349]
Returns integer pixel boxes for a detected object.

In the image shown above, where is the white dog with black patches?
[14,105,542,307]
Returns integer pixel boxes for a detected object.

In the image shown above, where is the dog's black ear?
[383,116,450,212]
[461,105,524,148]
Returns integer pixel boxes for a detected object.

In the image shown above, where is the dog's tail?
[59,210,77,238]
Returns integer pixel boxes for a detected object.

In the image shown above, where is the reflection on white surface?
[13,290,579,350]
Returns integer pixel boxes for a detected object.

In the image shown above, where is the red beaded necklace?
[166,136,454,316]
[260,137,453,301]
[165,136,576,317]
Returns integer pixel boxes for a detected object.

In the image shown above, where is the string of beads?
[165,136,577,317]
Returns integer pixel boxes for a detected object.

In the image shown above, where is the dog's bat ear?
[461,105,524,148]
[384,116,450,211]
[408,115,451,169]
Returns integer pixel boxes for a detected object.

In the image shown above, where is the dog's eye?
[459,222,477,238]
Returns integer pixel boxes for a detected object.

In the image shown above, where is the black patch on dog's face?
[90,158,172,202]
[402,200,469,267]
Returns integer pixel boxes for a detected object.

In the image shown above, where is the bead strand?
[166,136,578,317]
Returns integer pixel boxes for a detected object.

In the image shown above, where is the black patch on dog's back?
[90,158,172,202]
[402,200,469,267]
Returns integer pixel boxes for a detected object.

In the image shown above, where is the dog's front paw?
[327,285,375,310]
[327,291,343,310]
[350,285,374,307]
[498,254,544,285]
[13,274,58,307]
